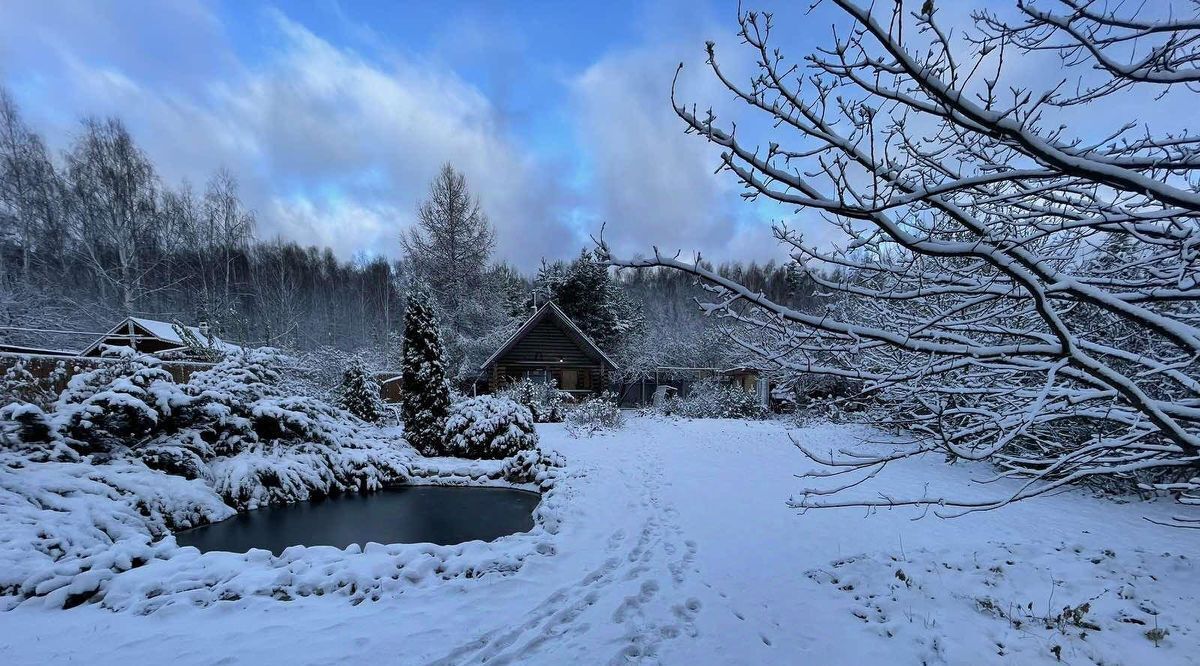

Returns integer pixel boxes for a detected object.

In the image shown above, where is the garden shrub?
[337,356,384,422]
[1,346,410,510]
[660,380,767,419]
[566,392,624,436]
[444,396,538,459]
[497,377,571,423]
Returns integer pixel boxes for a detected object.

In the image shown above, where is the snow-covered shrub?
[2,346,413,511]
[661,380,768,419]
[500,447,565,489]
[165,349,409,508]
[565,392,623,436]
[0,454,235,608]
[444,396,537,459]
[53,347,191,455]
[0,402,57,455]
[337,356,384,422]
[0,360,68,453]
[0,358,64,409]
[497,377,571,423]
[401,288,451,455]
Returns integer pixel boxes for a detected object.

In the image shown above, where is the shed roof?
[81,317,243,356]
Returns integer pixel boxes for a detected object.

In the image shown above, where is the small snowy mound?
[444,396,537,459]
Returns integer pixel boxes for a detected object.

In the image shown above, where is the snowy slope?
[0,416,1196,665]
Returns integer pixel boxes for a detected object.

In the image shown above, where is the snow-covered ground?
[1,416,1197,664]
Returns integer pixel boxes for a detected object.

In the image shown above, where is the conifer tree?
[401,287,451,455]
[539,250,643,350]
[337,356,383,422]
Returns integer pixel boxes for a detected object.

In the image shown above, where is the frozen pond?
[174,486,540,554]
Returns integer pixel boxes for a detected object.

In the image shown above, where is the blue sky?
[0,0,1035,269]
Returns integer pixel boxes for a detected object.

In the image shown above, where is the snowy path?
[1,416,1197,664]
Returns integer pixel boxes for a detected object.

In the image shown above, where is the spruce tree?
[337,356,383,422]
[401,287,451,455]
[541,250,644,350]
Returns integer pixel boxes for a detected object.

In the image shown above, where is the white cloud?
[0,4,577,268]
[568,20,826,265]
[0,0,872,270]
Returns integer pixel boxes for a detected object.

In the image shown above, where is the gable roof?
[81,316,243,357]
[480,301,618,371]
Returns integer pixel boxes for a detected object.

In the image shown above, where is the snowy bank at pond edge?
[0,436,565,613]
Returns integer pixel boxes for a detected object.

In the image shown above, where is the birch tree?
[599,0,1200,526]
[0,89,59,283]
[66,118,163,315]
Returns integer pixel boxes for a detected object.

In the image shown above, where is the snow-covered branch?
[599,0,1200,522]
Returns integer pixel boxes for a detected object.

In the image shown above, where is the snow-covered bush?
[2,346,412,510]
[497,377,571,423]
[444,396,537,459]
[0,358,64,408]
[500,447,566,489]
[661,380,767,420]
[337,356,384,422]
[53,347,190,455]
[565,392,623,436]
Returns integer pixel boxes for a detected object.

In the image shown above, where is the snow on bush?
[2,346,411,510]
[337,356,384,423]
[565,392,623,436]
[444,396,538,459]
[0,357,65,408]
[660,380,768,420]
[50,348,190,455]
[0,455,233,609]
[497,377,571,423]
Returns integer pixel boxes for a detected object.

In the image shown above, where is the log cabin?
[479,301,617,398]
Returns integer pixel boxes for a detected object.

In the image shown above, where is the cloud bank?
[0,1,815,269]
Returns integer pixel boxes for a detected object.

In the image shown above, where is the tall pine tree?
[401,287,451,455]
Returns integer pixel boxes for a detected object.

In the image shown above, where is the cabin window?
[527,369,550,384]
[560,369,578,391]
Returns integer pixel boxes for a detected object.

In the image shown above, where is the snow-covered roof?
[480,301,618,371]
[81,317,244,356]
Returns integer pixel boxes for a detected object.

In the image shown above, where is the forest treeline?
[0,88,816,378]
